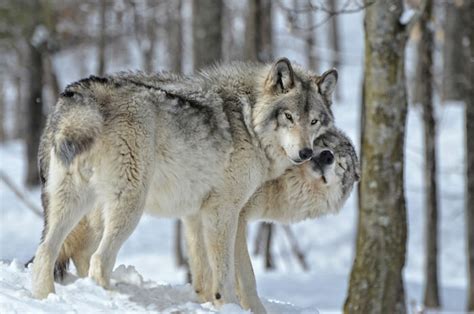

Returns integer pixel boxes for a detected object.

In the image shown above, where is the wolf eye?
[285,113,293,122]
[311,119,318,125]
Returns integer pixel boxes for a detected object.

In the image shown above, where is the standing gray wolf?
[31,58,338,308]
[192,127,360,313]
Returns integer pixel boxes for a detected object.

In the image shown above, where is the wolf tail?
[54,82,104,167]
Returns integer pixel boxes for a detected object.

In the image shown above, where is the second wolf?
[193,127,360,312]
[31,58,338,306]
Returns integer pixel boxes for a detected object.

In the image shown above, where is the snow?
[0,5,469,314]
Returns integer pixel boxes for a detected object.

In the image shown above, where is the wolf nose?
[319,150,334,165]
[299,148,313,160]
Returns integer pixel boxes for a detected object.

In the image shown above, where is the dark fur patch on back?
[57,136,94,166]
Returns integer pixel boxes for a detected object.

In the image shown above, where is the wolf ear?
[264,58,295,94]
[316,69,338,99]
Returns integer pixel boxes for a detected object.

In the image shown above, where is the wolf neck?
[199,64,292,179]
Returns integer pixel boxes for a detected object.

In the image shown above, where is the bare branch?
[282,225,309,271]
[278,0,376,31]
[0,170,42,217]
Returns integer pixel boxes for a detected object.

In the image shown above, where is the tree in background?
[442,0,468,102]
[464,1,473,310]
[327,0,340,100]
[167,0,183,73]
[245,0,273,62]
[412,0,440,308]
[192,0,223,69]
[344,0,411,312]
[245,0,276,270]
[97,0,108,76]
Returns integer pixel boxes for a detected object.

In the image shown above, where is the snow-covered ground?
[0,6,468,314]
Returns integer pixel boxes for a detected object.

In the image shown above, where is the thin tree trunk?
[25,41,44,187]
[45,54,60,99]
[167,0,183,73]
[263,223,274,270]
[344,1,409,313]
[245,0,273,62]
[97,0,107,76]
[442,1,468,102]
[466,61,474,312]
[414,0,441,308]
[143,0,158,73]
[14,76,25,139]
[327,0,340,100]
[192,0,223,70]
[174,220,186,267]
[465,2,474,310]
[304,2,317,71]
[0,80,5,142]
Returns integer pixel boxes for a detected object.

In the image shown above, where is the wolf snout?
[299,148,313,161]
[319,150,334,165]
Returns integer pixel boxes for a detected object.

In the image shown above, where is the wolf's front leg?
[200,199,241,307]
[235,215,267,314]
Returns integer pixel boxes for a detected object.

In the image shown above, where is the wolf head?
[308,128,360,195]
[254,58,337,165]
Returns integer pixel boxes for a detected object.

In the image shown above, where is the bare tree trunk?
[143,0,158,73]
[192,0,223,70]
[466,60,474,312]
[245,0,273,62]
[45,54,60,99]
[263,223,274,270]
[0,80,5,142]
[344,1,409,313]
[465,3,474,310]
[167,0,183,73]
[245,0,276,271]
[414,0,441,308]
[25,41,44,187]
[418,0,441,308]
[442,0,469,102]
[97,0,107,76]
[174,220,186,266]
[327,0,340,100]
[304,1,317,71]
[14,76,25,140]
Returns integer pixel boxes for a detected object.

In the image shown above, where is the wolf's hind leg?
[88,189,145,289]
[32,157,96,299]
[183,215,212,302]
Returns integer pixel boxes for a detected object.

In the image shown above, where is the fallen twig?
[0,170,42,217]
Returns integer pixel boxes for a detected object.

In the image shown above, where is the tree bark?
[97,0,107,76]
[245,0,273,62]
[344,1,409,313]
[167,0,183,73]
[192,0,223,70]
[25,41,44,187]
[442,0,468,102]
[414,0,441,308]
